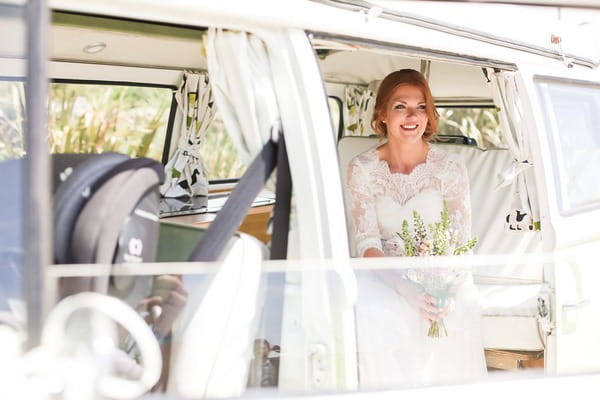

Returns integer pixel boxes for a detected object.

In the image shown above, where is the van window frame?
[50,78,177,163]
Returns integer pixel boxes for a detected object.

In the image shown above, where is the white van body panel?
[46,0,596,69]
[515,61,600,374]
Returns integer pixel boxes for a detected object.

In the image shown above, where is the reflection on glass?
[248,338,279,387]
[45,253,555,397]
[0,3,25,332]
[0,156,23,327]
[247,272,284,390]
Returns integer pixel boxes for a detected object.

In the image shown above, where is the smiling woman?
[346,68,487,389]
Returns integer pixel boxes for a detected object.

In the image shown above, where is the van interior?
[0,4,550,396]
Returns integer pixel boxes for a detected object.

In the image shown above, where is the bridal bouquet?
[397,202,477,338]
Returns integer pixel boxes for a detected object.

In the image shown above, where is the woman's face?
[382,84,428,144]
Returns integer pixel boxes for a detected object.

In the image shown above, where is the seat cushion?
[477,283,544,350]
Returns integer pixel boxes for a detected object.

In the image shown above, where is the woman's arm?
[444,156,473,245]
[346,160,384,256]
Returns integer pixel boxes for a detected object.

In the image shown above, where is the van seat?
[338,135,543,351]
[164,221,268,398]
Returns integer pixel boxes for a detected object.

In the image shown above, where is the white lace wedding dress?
[346,144,487,390]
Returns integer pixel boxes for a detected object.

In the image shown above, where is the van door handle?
[562,298,590,310]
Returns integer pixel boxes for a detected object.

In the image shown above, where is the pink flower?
[417,240,433,256]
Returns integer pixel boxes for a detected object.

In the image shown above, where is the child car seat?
[52,153,165,296]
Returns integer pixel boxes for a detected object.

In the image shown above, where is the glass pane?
[537,79,600,212]
[48,83,172,161]
[47,254,552,397]
[437,107,505,149]
[200,112,248,180]
[0,2,25,326]
[0,81,25,161]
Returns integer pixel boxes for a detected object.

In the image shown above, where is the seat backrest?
[337,136,381,186]
[337,136,541,270]
[166,228,267,398]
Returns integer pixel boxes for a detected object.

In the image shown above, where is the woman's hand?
[363,247,456,322]
[394,278,455,323]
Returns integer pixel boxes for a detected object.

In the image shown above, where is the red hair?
[371,69,439,141]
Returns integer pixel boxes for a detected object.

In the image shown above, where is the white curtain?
[160,72,216,198]
[344,85,375,136]
[490,70,540,231]
[205,28,358,393]
[204,28,280,165]
[167,28,279,398]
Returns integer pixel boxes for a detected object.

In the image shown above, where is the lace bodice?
[346,145,472,257]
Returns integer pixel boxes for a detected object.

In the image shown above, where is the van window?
[329,96,342,139]
[0,80,25,161]
[339,103,504,148]
[536,78,600,213]
[48,82,248,181]
[437,107,505,149]
[48,82,172,161]
[199,112,248,181]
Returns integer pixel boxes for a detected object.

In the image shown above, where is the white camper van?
[2,0,600,398]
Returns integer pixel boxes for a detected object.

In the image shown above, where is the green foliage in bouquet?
[398,201,478,257]
[396,201,478,338]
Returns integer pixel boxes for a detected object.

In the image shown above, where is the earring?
[382,120,386,124]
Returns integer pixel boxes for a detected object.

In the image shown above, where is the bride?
[346,69,487,389]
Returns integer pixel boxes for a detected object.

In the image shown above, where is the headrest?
[337,136,380,184]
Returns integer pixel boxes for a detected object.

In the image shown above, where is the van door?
[516,63,600,375]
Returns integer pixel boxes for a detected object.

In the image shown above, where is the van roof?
[43,0,600,67]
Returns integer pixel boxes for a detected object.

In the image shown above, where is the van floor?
[485,349,544,371]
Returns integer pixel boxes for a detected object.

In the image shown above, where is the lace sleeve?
[442,156,472,245]
[346,158,383,257]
